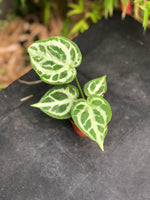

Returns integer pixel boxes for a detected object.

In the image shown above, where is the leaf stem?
[18,79,42,85]
[75,76,85,99]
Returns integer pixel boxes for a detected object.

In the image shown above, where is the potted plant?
[28,36,112,151]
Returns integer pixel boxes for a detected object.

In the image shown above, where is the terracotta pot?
[69,119,87,137]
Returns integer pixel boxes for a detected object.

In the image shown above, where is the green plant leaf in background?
[61,18,73,37]
[84,75,107,97]
[85,4,101,23]
[28,36,82,85]
[69,19,89,35]
[104,0,120,19]
[71,95,112,151]
[121,0,129,19]
[31,84,79,119]
[43,1,55,26]
[104,0,114,18]
[44,1,51,26]
[114,0,119,7]
[67,0,84,16]
[135,0,150,30]
[121,0,128,12]
[140,2,150,30]
[20,0,26,8]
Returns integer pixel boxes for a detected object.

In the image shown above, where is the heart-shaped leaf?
[28,36,82,85]
[84,75,107,97]
[31,84,79,119]
[71,94,112,151]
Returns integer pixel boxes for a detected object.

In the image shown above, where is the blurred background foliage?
[1,0,150,34]
[0,0,150,90]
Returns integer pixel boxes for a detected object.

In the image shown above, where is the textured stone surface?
[0,13,150,200]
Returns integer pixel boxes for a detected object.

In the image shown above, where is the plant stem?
[75,76,85,99]
[18,79,42,85]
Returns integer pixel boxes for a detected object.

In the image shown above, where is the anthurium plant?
[28,36,112,151]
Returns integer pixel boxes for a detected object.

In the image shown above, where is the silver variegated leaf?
[84,75,107,97]
[31,84,79,119]
[71,94,112,151]
[28,36,82,85]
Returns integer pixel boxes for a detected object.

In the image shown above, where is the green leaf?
[28,36,82,85]
[20,0,26,7]
[71,95,112,151]
[61,18,73,37]
[44,2,53,26]
[104,0,113,18]
[31,84,79,119]
[67,0,84,16]
[70,19,89,35]
[86,12,101,23]
[140,5,146,11]
[68,0,83,10]
[120,0,128,12]
[84,75,107,97]
[68,3,79,9]
[114,0,119,8]
[67,8,83,16]
[134,0,143,3]
[142,2,150,30]
[86,4,101,23]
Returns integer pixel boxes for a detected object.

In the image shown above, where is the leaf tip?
[30,103,39,108]
[98,142,104,152]
[101,146,104,152]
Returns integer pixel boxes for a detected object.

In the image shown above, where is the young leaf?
[28,36,82,85]
[71,95,112,151]
[31,84,79,119]
[83,75,107,97]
